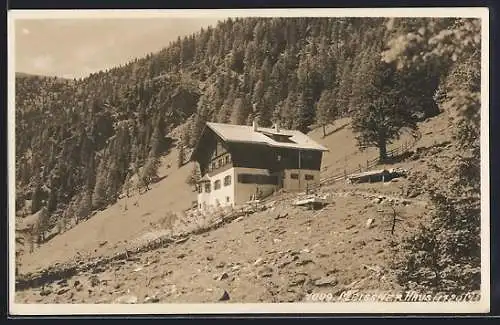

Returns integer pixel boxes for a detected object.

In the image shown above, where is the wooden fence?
[315,130,422,188]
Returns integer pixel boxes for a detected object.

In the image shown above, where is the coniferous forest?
[15,17,481,292]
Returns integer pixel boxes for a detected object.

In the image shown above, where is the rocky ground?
[16,179,430,304]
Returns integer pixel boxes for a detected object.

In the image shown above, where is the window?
[198,185,202,193]
[211,162,216,170]
[204,183,211,193]
[237,173,278,185]
[224,175,232,186]
[262,133,296,143]
[216,142,224,155]
[226,196,230,203]
[218,158,223,167]
[290,173,299,180]
[238,174,251,184]
[225,155,231,165]
[214,180,221,190]
[305,174,314,181]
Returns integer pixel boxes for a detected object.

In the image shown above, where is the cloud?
[31,54,54,72]
[21,28,30,35]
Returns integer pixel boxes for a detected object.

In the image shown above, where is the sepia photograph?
[8,8,490,315]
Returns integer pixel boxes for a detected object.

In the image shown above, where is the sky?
[14,18,221,79]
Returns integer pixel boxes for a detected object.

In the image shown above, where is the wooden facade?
[192,129,323,177]
[190,122,327,209]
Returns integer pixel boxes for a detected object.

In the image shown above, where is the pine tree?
[122,170,133,198]
[351,61,416,162]
[105,158,121,204]
[280,93,296,130]
[139,156,160,192]
[217,89,235,123]
[259,90,275,127]
[292,93,310,133]
[316,89,337,137]
[150,119,163,157]
[140,129,163,192]
[230,97,249,125]
[31,175,44,214]
[190,95,211,147]
[186,163,201,189]
[177,141,185,168]
[92,154,109,209]
[335,60,352,116]
[76,189,92,223]
[252,79,265,106]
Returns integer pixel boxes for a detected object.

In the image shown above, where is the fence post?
[344,169,347,180]
[366,160,369,171]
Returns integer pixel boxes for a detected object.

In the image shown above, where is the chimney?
[252,117,258,132]
[274,121,280,133]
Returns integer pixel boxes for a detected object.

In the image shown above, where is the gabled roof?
[197,174,211,183]
[190,122,329,162]
[205,122,329,151]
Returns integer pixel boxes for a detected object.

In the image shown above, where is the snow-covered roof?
[204,122,329,152]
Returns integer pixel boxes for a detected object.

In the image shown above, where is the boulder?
[217,272,229,281]
[114,294,138,304]
[218,289,230,301]
[144,296,160,303]
[314,275,338,287]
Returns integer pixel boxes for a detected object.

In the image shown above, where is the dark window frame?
[305,174,314,181]
[204,182,211,193]
[224,175,232,186]
[214,179,221,190]
[290,173,299,180]
[237,173,278,185]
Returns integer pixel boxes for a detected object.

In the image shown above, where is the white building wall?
[233,167,278,205]
[283,169,321,192]
[197,168,235,210]
[197,167,322,210]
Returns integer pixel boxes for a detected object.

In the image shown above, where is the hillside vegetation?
[15,17,445,224]
[15,17,481,298]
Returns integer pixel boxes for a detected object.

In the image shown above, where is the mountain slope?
[15,17,442,235]
[17,111,450,277]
